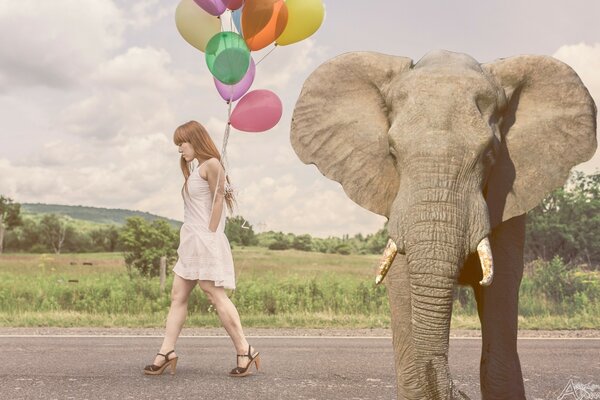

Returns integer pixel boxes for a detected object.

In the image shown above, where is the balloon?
[175,0,221,52]
[230,90,283,132]
[214,57,255,102]
[276,0,324,46]
[232,7,243,35]
[223,0,244,10]
[193,0,226,16]
[205,32,250,85]
[242,0,288,51]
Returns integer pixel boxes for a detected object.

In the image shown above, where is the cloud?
[0,1,384,238]
[553,43,600,94]
[60,46,186,140]
[0,133,183,212]
[553,42,600,174]
[0,0,125,90]
[232,170,386,237]
[34,140,87,167]
[252,39,327,90]
[125,1,171,30]
[93,47,181,91]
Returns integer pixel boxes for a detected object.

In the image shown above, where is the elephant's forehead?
[415,50,481,71]
[409,67,489,86]
[391,68,496,101]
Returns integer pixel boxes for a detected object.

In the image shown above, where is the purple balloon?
[214,57,255,102]
[230,89,283,132]
[193,0,226,16]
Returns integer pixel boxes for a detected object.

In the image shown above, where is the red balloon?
[224,0,244,10]
[230,90,283,132]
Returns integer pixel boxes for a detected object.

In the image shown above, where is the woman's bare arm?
[205,158,225,232]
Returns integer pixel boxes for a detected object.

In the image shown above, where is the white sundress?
[172,163,236,289]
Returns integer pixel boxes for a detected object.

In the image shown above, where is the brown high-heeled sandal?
[143,350,178,375]
[229,345,260,377]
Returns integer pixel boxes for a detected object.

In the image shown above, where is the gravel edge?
[1,327,599,338]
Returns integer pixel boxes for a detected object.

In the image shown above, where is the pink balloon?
[193,0,226,16]
[223,0,244,10]
[230,90,283,132]
[214,57,255,102]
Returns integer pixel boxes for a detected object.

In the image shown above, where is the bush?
[292,234,313,251]
[519,257,600,316]
[225,216,258,246]
[266,232,290,251]
[526,172,600,268]
[119,217,178,276]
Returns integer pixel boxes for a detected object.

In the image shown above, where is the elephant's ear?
[482,55,597,226]
[290,52,413,217]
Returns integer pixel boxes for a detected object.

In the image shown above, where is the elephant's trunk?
[404,201,466,399]
[389,163,491,398]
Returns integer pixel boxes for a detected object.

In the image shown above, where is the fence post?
[160,256,166,292]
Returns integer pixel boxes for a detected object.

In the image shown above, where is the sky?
[0,0,599,237]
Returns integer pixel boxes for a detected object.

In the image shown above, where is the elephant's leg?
[473,215,526,400]
[386,254,424,400]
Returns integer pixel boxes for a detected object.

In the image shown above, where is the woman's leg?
[153,274,197,365]
[198,280,251,366]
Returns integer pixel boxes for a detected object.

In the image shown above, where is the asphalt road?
[1,335,599,400]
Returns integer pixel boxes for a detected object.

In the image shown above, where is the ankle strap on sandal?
[157,350,175,360]
[237,345,255,359]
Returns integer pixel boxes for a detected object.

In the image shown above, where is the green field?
[0,249,598,329]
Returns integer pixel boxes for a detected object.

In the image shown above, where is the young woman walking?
[143,120,259,377]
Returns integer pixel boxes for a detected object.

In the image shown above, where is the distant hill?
[21,203,182,229]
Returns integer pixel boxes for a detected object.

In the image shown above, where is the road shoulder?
[1,327,599,338]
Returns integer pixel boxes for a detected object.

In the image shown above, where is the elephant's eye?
[484,139,499,167]
[485,149,496,166]
[475,93,496,115]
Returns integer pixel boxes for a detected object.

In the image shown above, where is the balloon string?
[220,99,234,173]
[255,45,278,66]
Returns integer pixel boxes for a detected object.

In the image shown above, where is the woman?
[144,120,259,377]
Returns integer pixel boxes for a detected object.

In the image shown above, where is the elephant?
[290,50,597,399]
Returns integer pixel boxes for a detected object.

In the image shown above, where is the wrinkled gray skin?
[290,50,597,400]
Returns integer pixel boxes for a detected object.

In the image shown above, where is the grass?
[0,249,598,329]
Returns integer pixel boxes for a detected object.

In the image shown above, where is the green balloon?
[205,32,250,85]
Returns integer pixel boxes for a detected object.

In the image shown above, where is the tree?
[267,232,290,250]
[0,196,22,253]
[526,172,600,268]
[225,215,258,246]
[7,217,43,252]
[89,225,121,252]
[335,243,352,255]
[365,222,389,254]
[38,214,70,254]
[292,234,313,251]
[310,237,329,253]
[119,217,178,276]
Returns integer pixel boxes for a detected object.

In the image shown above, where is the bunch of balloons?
[175,0,325,134]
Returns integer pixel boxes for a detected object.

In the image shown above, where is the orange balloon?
[242,0,288,51]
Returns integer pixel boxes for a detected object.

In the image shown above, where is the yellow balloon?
[275,0,324,46]
[175,0,221,52]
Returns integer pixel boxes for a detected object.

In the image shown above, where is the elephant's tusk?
[477,237,494,286]
[375,239,398,285]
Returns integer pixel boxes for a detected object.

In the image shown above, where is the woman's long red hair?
[173,120,235,213]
